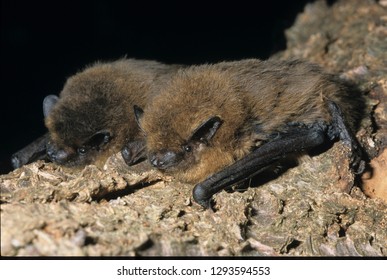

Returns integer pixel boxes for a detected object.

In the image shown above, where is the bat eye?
[183,145,192,153]
[77,147,88,155]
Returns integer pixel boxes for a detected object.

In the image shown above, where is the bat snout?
[149,150,180,170]
[121,139,147,166]
[46,143,73,165]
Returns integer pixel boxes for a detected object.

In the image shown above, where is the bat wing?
[193,124,326,208]
[193,101,364,208]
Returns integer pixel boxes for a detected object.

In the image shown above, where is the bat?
[11,58,181,169]
[132,59,365,208]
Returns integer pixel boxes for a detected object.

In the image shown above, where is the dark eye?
[77,147,88,155]
[183,145,192,153]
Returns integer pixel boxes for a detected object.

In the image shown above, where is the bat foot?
[349,153,365,174]
[327,100,365,175]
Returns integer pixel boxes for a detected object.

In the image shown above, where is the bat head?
[135,66,250,183]
[44,94,119,167]
[135,105,223,171]
[43,66,136,167]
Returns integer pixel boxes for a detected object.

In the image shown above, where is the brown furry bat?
[12,58,181,169]
[133,59,365,208]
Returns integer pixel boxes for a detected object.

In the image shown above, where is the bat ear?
[190,116,223,143]
[43,95,59,118]
[84,130,112,149]
[133,105,144,130]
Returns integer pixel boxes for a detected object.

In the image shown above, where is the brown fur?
[45,58,181,167]
[139,58,364,183]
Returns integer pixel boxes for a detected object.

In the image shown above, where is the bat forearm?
[193,125,327,208]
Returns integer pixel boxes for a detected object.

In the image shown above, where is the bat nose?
[149,151,178,169]
[121,140,146,166]
[46,145,69,164]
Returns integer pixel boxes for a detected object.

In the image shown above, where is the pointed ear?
[133,105,144,130]
[189,116,223,143]
[43,95,59,118]
[84,130,112,149]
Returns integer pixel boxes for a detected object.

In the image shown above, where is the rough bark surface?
[1,0,387,256]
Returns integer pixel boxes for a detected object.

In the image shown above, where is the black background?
[1,0,316,174]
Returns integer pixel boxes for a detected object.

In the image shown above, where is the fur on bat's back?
[45,58,180,165]
[141,58,363,183]
[219,59,362,132]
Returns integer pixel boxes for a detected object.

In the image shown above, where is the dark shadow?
[96,180,162,202]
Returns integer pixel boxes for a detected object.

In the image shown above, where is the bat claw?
[351,157,365,174]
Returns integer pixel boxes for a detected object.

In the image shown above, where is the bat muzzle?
[149,150,180,170]
[46,142,73,165]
